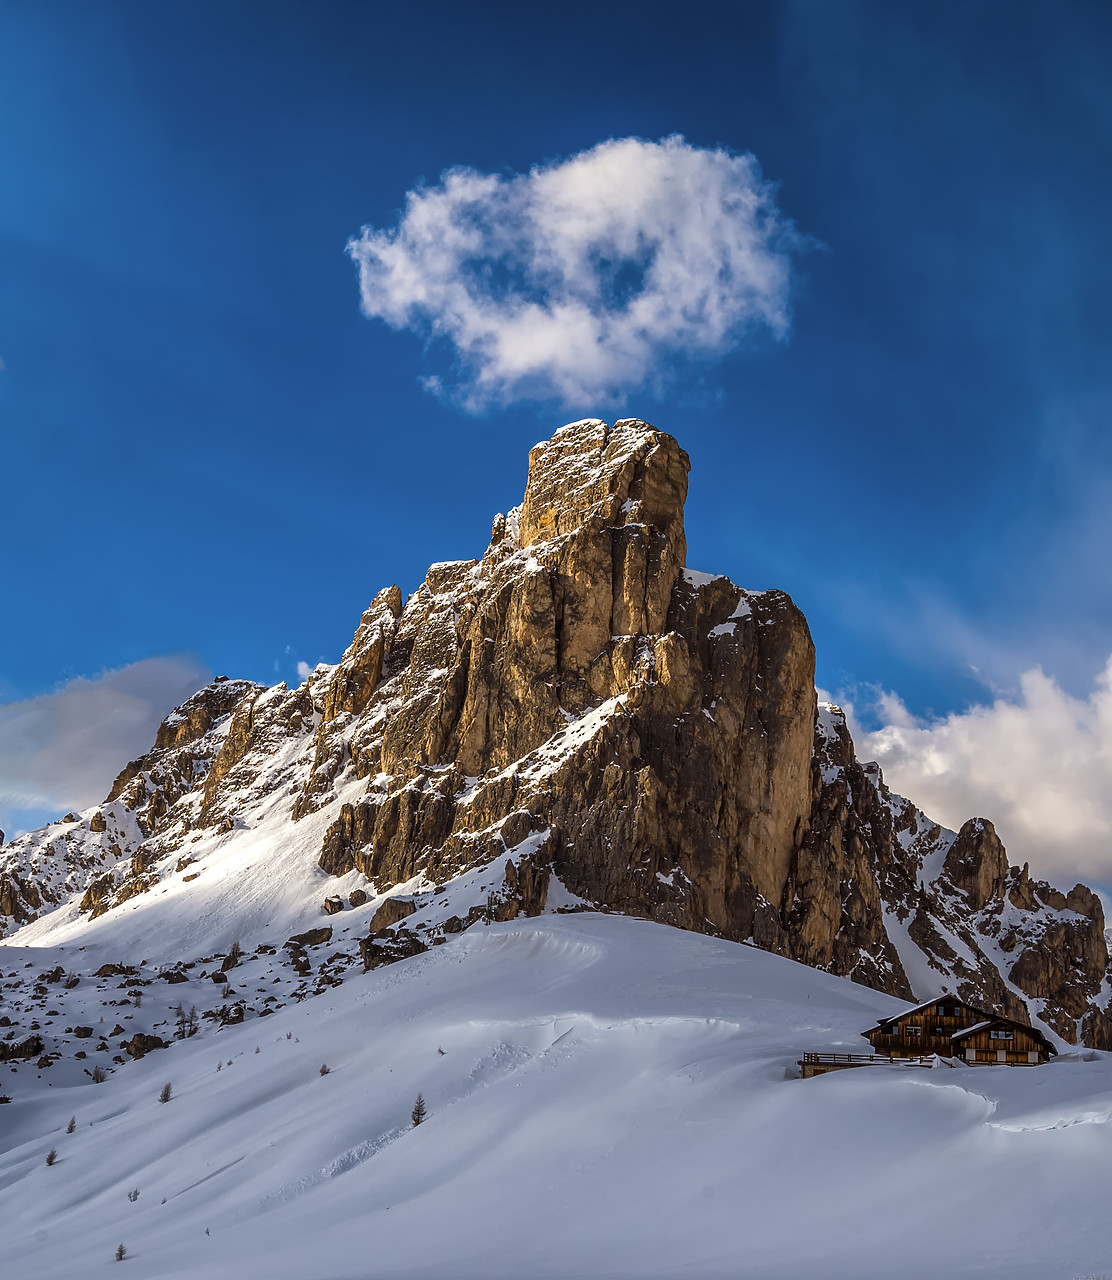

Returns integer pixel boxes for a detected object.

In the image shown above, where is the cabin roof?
[864,993,992,1035]
[949,1015,1057,1054]
[950,1020,993,1038]
[861,996,1057,1054]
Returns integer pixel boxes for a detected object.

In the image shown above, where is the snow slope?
[3,914,1111,1280]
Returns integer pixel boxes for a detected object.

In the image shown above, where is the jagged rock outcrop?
[0,678,264,928]
[1,416,1108,1047]
[808,706,1111,1042]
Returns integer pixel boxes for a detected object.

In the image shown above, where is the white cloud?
[838,658,1112,886]
[296,661,312,682]
[348,135,801,408]
[0,655,210,837]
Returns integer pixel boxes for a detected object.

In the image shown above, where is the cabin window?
[990,1029,1014,1041]
[906,1026,921,1037]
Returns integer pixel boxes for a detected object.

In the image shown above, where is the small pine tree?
[172,1004,198,1039]
[127,1187,140,1202]
[91,1065,107,1084]
[133,989,142,1008]
[319,1063,330,1076]
[115,1243,126,1262]
[66,1115,76,1134]
[45,1148,57,1166]
[158,1081,173,1104]
[411,1092,426,1126]
[225,940,243,969]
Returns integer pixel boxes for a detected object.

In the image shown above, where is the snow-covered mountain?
[2,417,1105,1050]
[3,417,1112,1277]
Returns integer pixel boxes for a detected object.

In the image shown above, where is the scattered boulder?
[0,1035,44,1062]
[89,811,107,833]
[350,889,368,908]
[323,896,344,915]
[122,1033,166,1060]
[287,927,332,948]
[369,898,416,933]
[73,1026,94,1039]
[360,930,427,971]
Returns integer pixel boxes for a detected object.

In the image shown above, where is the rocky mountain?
[1,417,1108,1051]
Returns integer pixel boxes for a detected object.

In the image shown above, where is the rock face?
[303,419,817,950]
[804,707,1111,1041]
[1,417,1108,1046]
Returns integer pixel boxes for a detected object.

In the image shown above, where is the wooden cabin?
[861,995,1056,1066]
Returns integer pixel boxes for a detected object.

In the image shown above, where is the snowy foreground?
[2,914,1111,1280]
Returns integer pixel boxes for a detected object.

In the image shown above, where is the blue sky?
[2,1,1112,883]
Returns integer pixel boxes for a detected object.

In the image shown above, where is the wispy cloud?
[836,657,1112,886]
[0,655,210,839]
[348,135,802,409]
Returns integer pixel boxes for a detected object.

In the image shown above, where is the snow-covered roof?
[951,1021,993,1039]
[872,993,974,1026]
[949,1016,1056,1053]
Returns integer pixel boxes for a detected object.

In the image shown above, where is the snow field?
[2,914,1111,1279]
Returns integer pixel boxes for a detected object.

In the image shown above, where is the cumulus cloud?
[0,654,210,837]
[296,661,312,682]
[348,135,802,408]
[839,658,1112,886]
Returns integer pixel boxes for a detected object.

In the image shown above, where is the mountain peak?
[518,417,689,552]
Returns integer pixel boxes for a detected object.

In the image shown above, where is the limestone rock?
[122,1033,166,1059]
[368,897,416,932]
[359,930,427,971]
[941,819,1009,910]
[287,927,332,948]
